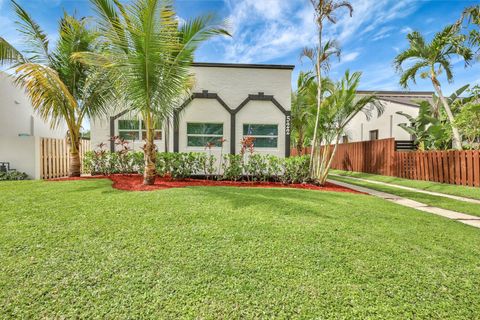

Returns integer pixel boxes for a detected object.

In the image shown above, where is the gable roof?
[357,90,434,107]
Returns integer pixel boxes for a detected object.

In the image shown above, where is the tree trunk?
[69,151,81,177]
[164,117,169,153]
[317,135,340,185]
[431,79,462,150]
[143,116,157,185]
[68,131,81,177]
[296,131,304,155]
[310,24,323,176]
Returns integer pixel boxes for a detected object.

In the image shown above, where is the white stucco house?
[90,62,294,158]
[344,90,434,145]
[0,72,66,178]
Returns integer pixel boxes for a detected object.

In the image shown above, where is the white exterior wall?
[343,100,420,142]
[178,98,230,159]
[90,64,293,157]
[0,136,40,179]
[0,73,66,179]
[0,73,66,139]
[90,117,111,151]
[235,101,285,157]
[190,66,291,110]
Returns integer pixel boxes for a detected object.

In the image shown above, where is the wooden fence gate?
[40,138,91,179]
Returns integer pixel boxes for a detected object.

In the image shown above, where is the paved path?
[329,179,480,229]
[330,174,480,205]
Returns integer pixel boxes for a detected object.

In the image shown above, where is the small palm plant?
[305,0,353,179]
[75,0,229,185]
[314,71,383,185]
[0,1,115,176]
[394,25,473,150]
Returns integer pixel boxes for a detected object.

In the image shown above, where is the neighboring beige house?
[343,90,434,143]
[90,62,294,158]
[0,72,66,178]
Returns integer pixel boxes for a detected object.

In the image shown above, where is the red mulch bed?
[51,174,361,194]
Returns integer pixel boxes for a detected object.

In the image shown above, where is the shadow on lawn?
[192,186,367,218]
[45,178,117,194]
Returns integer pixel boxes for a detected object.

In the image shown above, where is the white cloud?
[216,0,421,64]
[342,51,360,63]
[371,26,393,41]
[401,26,413,34]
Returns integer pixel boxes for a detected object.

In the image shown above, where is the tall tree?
[0,1,115,177]
[394,25,473,150]
[306,0,353,182]
[76,0,229,185]
[314,71,383,185]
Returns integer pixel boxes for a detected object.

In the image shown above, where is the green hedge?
[0,171,29,181]
[83,150,310,184]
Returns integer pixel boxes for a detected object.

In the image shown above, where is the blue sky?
[1,0,479,94]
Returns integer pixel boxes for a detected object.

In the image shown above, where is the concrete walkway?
[329,179,480,229]
[330,174,480,205]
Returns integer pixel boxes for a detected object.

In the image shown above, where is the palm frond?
[0,37,24,66]
[396,111,415,123]
[398,61,429,88]
[332,1,353,17]
[11,0,50,64]
[14,63,77,129]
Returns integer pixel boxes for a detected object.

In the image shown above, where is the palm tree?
[291,71,333,155]
[0,1,115,177]
[75,0,229,185]
[306,0,353,179]
[460,5,479,52]
[314,70,383,185]
[394,25,473,150]
[291,72,314,154]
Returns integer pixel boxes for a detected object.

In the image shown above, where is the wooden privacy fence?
[396,150,480,187]
[296,138,480,187]
[328,139,396,176]
[40,138,91,179]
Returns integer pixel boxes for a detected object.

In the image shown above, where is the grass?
[331,169,480,200]
[329,175,480,217]
[1,179,480,318]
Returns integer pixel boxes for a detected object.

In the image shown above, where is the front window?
[369,130,379,141]
[118,120,162,141]
[243,124,278,148]
[187,123,224,147]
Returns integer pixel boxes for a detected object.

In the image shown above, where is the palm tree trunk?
[310,24,323,177]
[143,115,157,185]
[431,79,462,150]
[69,151,81,177]
[296,130,304,155]
[68,130,81,177]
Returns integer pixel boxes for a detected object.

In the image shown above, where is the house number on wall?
[285,115,291,135]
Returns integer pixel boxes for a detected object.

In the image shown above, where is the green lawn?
[329,175,480,217]
[331,169,480,200]
[1,179,480,318]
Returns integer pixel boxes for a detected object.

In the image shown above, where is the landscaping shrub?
[222,154,243,181]
[244,154,269,181]
[156,152,205,179]
[83,144,144,175]
[84,140,311,184]
[0,171,29,181]
[282,155,310,184]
